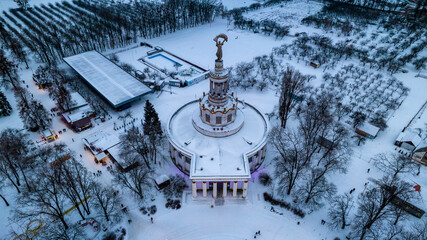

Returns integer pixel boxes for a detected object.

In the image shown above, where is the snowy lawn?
[0,1,426,240]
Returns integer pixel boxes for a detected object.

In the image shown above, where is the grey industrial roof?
[64,51,152,108]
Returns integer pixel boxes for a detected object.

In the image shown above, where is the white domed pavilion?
[167,34,269,199]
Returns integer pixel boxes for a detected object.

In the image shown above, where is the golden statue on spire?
[213,34,228,61]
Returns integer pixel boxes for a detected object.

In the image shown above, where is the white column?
[223,182,227,197]
[232,181,237,198]
[213,182,217,198]
[242,181,248,198]
[192,181,197,198]
[203,182,207,198]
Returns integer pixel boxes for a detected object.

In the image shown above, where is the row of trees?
[298,4,427,73]
[1,48,53,131]
[227,0,290,39]
[0,0,218,66]
[0,46,56,131]
[330,0,427,19]
[321,64,408,131]
[302,14,355,36]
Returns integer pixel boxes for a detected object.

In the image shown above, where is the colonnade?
[192,180,248,199]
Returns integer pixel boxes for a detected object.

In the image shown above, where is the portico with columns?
[191,179,249,199]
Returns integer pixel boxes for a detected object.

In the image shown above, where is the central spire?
[208,34,230,106]
[193,34,243,137]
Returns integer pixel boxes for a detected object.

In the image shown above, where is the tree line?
[0,0,218,66]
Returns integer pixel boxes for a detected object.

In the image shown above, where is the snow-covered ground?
[0,0,426,239]
[244,0,323,28]
[221,0,260,9]
[0,0,60,10]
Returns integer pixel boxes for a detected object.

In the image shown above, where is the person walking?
[150,217,153,224]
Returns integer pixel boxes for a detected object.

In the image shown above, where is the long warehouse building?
[64,51,153,110]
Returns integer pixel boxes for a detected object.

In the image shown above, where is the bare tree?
[0,128,32,193]
[114,166,152,201]
[0,49,20,90]
[92,182,121,223]
[270,127,310,195]
[35,222,87,240]
[352,177,417,240]
[401,220,427,240]
[58,157,94,220]
[296,168,336,208]
[46,66,73,111]
[2,129,33,192]
[372,153,418,179]
[328,193,354,230]
[389,206,409,226]
[120,126,155,169]
[0,156,21,193]
[118,111,134,132]
[350,111,366,128]
[278,67,311,128]
[15,166,70,229]
[15,87,51,131]
[352,134,367,146]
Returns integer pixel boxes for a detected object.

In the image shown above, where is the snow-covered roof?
[82,131,121,155]
[154,175,170,185]
[42,129,53,137]
[415,140,427,152]
[70,92,88,108]
[396,128,422,146]
[106,143,129,167]
[64,51,152,108]
[62,105,93,123]
[168,100,269,181]
[358,123,380,136]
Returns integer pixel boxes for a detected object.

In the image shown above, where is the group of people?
[93,170,103,177]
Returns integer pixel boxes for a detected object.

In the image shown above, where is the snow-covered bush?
[263,193,305,218]
[259,173,272,186]
[165,199,181,210]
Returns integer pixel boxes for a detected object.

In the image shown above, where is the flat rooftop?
[168,101,268,180]
[64,51,152,108]
[82,131,121,155]
[62,105,93,123]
